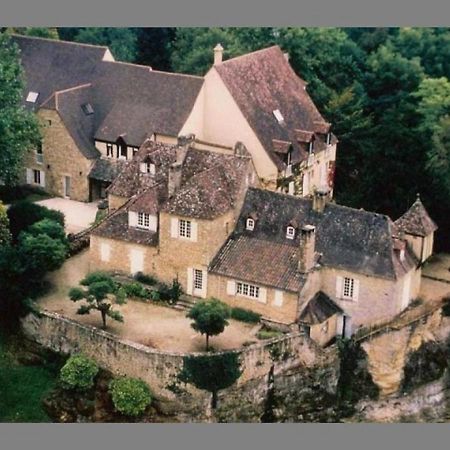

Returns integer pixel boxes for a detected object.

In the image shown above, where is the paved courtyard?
[38,250,261,353]
[36,198,98,234]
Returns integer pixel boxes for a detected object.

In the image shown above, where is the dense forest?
[4,27,450,250]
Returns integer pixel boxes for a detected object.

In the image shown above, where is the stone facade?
[22,109,94,202]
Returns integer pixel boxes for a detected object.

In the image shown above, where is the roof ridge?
[101,60,204,80]
[53,82,92,96]
[219,45,282,65]
[11,33,110,51]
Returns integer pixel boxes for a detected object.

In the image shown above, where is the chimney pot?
[214,43,224,65]
[298,225,316,273]
[312,187,330,213]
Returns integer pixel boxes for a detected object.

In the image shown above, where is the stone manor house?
[14,35,437,344]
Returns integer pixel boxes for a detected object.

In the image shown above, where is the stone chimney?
[312,187,330,213]
[298,225,316,273]
[214,43,224,65]
[168,161,183,197]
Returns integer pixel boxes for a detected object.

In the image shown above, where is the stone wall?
[21,310,334,421]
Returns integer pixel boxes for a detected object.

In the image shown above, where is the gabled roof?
[12,34,108,111]
[299,292,343,325]
[211,188,401,281]
[214,46,330,170]
[394,195,438,237]
[91,61,203,147]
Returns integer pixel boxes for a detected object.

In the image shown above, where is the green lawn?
[0,333,58,422]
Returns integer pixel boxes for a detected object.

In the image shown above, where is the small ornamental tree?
[60,354,99,391]
[109,377,152,417]
[187,298,231,351]
[69,272,126,329]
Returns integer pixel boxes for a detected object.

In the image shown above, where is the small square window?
[246,218,255,231]
[286,226,295,239]
[26,91,39,103]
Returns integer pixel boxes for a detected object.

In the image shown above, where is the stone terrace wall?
[21,310,333,421]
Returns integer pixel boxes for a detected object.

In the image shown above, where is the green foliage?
[73,28,138,62]
[122,282,149,299]
[60,354,99,391]
[256,330,284,340]
[70,272,126,329]
[109,377,152,417]
[134,271,157,285]
[0,201,11,246]
[25,218,68,246]
[0,184,49,204]
[0,32,41,186]
[7,200,64,240]
[179,353,241,408]
[187,298,231,350]
[6,27,59,40]
[230,307,261,323]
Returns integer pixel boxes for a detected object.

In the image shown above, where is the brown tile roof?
[299,292,343,325]
[128,184,168,215]
[92,210,158,246]
[215,46,328,170]
[209,235,305,292]
[394,195,438,237]
[89,158,127,183]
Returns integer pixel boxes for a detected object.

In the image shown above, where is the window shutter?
[258,287,267,303]
[100,243,111,262]
[353,279,360,302]
[201,270,208,298]
[128,211,138,227]
[171,217,179,238]
[190,221,198,242]
[226,280,236,296]
[274,290,283,307]
[139,162,147,173]
[26,168,32,184]
[336,276,343,299]
[40,170,46,187]
[186,268,193,295]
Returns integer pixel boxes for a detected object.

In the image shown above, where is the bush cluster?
[134,271,157,286]
[60,354,99,391]
[230,307,261,323]
[109,377,152,417]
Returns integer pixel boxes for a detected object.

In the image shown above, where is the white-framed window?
[246,218,255,231]
[193,269,203,291]
[33,169,41,185]
[147,162,156,175]
[343,277,354,299]
[237,282,260,299]
[106,143,114,158]
[179,219,191,239]
[137,212,150,229]
[26,91,39,103]
[286,226,296,239]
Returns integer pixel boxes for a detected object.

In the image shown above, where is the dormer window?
[246,218,255,231]
[140,161,156,175]
[26,91,39,103]
[286,226,296,239]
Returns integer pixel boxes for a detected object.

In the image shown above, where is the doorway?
[63,176,71,198]
[342,315,352,338]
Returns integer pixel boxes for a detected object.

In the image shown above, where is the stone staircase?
[172,295,197,311]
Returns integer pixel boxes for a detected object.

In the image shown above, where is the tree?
[135,28,175,70]
[109,377,152,417]
[69,272,126,329]
[0,32,41,186]
[0,202,11,247]
[60,354,99,391]
[25,218,68,247]
[186,298,230,351]
[73,28,138,62]
[5,27,59,40]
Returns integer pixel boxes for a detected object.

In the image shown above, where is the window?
[308,140,314,154]
[179,219,191,238]
[286,226,295,239]
[33,169,41,185]
[246,218,255,231]
[343,277,354,300]
[106,143,114,158]
[26,91,39,103]
[147,162,156,175]
[119,145,127,159]
[137,212,150,229]
[36,143,43,164]
[81,103,94,115]
[236,282,260,299]
[194,269,203,291]
[326,132,332,146]
[273,109,284,124]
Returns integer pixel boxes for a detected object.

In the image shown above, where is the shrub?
[60,354,99,391]
[134,271,157,285]
[7,200,64,239]
[231,307,261,323]
[122,282,149,299]
[109,377,152,417]
[80,271,115,287]
[25,218,68,245]
[256,330,284,340]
